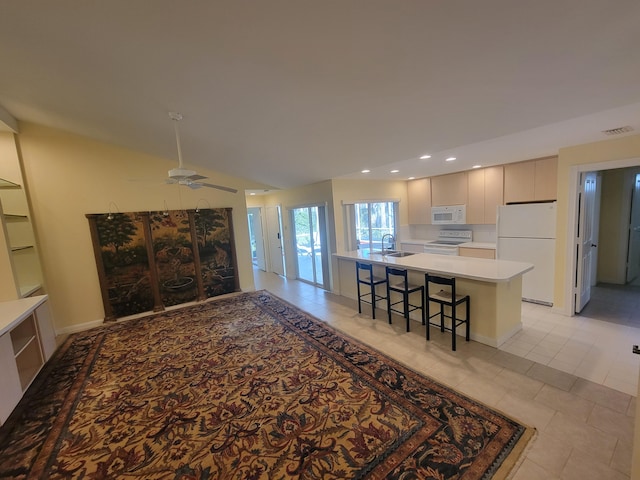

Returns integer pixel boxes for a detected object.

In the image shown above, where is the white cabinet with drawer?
[0,295,55,424]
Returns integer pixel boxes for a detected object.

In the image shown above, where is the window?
[345,201,397,253]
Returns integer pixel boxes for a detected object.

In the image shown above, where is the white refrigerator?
[497,202,557,305]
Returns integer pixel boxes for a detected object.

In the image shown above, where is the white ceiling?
[0,1,639,189]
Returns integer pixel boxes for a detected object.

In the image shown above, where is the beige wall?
[597,168,637,284]
[331,178,409,253]
[15,123,261,332]
[331,178,408,293]
[245,178,408,293]
[554,133,640,310]
[249,181,335,285]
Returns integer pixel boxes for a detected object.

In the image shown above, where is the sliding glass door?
[291,205,328,288]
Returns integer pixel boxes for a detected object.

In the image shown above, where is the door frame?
[288,203,330,290]
[265,205,285,276]
[574,171,598,313]
[626,172,640,283]
[247,207,266,271]
[564,157,640,316]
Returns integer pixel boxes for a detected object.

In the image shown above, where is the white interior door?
[627,173,640,283]
[247,207,266,271]
[575,172,597,313]
[265,206,284,276]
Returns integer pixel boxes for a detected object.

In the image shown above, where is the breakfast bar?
[334,250,534,347]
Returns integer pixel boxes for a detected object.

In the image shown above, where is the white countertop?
[334,251,532,283]
[0,295,48,336]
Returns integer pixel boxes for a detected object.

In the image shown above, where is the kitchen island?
[334,250,533,347]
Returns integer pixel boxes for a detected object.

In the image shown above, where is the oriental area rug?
[0,291,534,479]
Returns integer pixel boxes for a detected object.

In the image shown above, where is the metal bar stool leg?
[404,293,410,332]
[466,297,471,341]
[452,302,457,351]
[370,280,377,319]
[426,292,431,340]
[357,277,362,315]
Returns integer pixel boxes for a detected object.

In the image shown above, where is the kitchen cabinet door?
[467,166,503,224]
[407,178,431,224]
[484,166,504,224]
[534,157,558,201]
[504,157,557,204]
[504,161,535,204]
[466,169,484,224]
[459,247,496,259]
[431,172,468,206]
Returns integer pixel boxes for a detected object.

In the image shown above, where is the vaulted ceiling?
[1,1,639,189]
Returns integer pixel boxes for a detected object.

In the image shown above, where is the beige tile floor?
[253,269,637,479]
[506,291,640,397]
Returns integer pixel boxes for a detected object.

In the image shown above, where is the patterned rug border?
[251,290,537,480]
[0,289,536,479]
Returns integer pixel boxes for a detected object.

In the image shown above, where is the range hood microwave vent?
[431,205,466,225]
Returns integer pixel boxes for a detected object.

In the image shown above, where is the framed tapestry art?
[87,208,238,321]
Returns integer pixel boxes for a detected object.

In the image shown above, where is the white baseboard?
[56,319,104,335]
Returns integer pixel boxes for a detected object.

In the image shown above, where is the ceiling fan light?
[168,167,197,179]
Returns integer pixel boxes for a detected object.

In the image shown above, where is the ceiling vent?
[602,125,634,136]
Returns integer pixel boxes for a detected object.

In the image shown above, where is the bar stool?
[425,273,470,351]
[356,262,387,319]
[386,266,425,332]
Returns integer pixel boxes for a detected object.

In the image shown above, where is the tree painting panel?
[149,210,198,306]
[95,213,154,317]
[194,208,236,297]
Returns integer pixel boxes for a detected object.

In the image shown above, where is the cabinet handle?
[633,345,640,355]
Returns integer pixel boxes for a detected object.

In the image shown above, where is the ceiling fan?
[166,112,238,193]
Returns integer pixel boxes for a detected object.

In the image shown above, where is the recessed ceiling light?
[390,169,399,174]
[420,155,431,160]
[250,192,256,195]
[408,176,416,180]
[445,157,457,162]
[472,165,481,169]
[361,169,371,174]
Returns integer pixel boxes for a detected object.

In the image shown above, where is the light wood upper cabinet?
[533,156,558,201]
[466,169,484,224]
[407,178,432,224]
[504,156,557,204]
[484,166,504,223]
[431,172,468,206]
[466,166,503,224]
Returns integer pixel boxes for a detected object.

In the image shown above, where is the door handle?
[591,244,597,248]
[633,345,640,355]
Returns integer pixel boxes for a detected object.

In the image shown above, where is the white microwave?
[431,205,467,225]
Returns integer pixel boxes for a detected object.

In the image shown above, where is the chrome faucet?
[381,233,395,253]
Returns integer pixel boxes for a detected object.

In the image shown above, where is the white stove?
[423,230,472,256]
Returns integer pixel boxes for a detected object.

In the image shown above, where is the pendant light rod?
[168,112,184,168]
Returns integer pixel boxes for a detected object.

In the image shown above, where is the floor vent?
[602,125,634,136]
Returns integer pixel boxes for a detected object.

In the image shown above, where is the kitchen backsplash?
[401,224,497,243]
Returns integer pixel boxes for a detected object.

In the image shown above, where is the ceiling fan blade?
[187,174,208,181]
[166,178,179,184]
[187,182,203,190]
[199,182,238,193]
